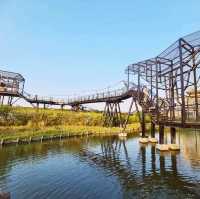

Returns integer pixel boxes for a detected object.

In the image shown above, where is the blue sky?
[0,0,200,98]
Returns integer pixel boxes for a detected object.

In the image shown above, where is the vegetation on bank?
[0,105,151,141]
[0,124,141,141]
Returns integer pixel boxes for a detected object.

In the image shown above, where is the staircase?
[137,86,169,124]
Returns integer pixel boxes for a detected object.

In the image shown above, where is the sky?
[0,0,200,105]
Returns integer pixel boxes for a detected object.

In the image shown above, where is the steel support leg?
[159,125,164,144]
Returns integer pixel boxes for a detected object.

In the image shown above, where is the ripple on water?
[0,132,199,199]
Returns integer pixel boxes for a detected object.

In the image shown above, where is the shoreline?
[0,123,143,147]
[0,106,151,147]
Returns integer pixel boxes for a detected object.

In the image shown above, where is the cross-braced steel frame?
[103,101,123,127]
[126,31,200,130]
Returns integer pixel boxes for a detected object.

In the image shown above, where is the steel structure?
[0,31,200,137]
[126,31,200,130]
[0,70,25,105]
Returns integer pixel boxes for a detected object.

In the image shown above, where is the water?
[0,130,200,199]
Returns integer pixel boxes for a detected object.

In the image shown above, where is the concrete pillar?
[159,125,164,144]
[170,127,176,144]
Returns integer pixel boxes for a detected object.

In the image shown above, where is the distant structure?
[0,70,25,105]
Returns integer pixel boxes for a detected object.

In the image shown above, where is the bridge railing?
[21,86,136,105]
[20,84,142,105]
[67,87,129,104]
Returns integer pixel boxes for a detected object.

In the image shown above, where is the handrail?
[3,83,154,106]
[20,85,139,105]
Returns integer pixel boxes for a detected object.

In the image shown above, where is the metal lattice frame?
[103,101,123,127]
[0,70,25,105]
[126,31,200,127]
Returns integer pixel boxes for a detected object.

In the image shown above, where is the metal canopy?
[0,69,25,82]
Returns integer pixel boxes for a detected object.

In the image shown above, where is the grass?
[0,105,151,142]
[0,123,142,141]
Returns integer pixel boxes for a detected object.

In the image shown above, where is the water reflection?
[80,136,200,198]
[0,131,199,199]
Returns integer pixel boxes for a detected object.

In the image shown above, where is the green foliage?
[0,106,104,127]
[0,106,151,127]
[0,105,12,124]
[0,106,153,141]
[129,112,151,123]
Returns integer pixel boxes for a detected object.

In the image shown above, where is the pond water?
[0,130,200,199]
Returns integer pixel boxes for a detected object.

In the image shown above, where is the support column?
[156,60,159,123]
[122,97,135,132]
[1,96,4,105]
[7,96,13,106]
[179,39,186,124]
[171,154,177,175]
[151,121,155,138]
[159,125,164,144]
[151,145,156,173]
[193,68,199,121]
[140,145,146,178]
[7,96,10,105]
[160,155,165,175]
[103,101,123,127]
[170,127,176,144]
[170,62,175,120]
[141,110,146,138]
[127,66,130,90]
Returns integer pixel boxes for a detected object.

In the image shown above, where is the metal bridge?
[1,31,200,140]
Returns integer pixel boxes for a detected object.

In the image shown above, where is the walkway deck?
[0,85,140,107]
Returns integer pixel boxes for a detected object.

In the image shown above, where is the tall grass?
[0,105,151,140]
[0,105,150,127]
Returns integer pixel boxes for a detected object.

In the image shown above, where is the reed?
[0,105,150,141]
